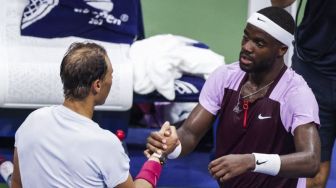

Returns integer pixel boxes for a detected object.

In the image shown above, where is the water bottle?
[116,129,128,155]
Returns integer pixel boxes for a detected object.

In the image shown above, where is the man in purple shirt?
[146,6,321,188]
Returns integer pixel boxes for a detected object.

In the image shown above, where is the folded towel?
[130,34,224,100]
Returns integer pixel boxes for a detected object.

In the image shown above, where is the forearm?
[134,179,152,188]
[12,148,22,188]
[277,123,321,177]
[11,181,21,188]
[177,126,202,156]
[177,104,215,156]
[253,124,320,178]
[278,151,319,177]
[271,0,296,8]
[134,157,162,188]
[116,157,162,188]
[11,174,22,188]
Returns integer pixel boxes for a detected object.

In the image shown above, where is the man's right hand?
[144,121,180,158]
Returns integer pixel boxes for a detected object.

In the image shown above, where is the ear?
[91,79,101,95]
[277,45,288,57]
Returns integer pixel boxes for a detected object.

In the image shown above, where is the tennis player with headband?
[146,6,320,188]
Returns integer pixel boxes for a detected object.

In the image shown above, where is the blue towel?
[20,0,144,44]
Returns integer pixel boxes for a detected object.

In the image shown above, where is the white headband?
[247,12,294,47]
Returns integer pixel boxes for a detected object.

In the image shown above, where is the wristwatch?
[151,153,167,165]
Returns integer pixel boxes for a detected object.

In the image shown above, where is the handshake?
[143,120,258,183]
[144,122,181,160]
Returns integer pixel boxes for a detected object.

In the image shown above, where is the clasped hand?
[144,121,180,157]
[144,122,255,183]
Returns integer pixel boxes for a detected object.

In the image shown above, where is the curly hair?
[60,42,108,100]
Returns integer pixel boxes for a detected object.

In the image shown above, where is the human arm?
[271,0,296,8]
[11,148,22,188]
[146,64,227,157]
[146,104,216,157]
[208,122,320,182]
[277,122,320,177]
[115,157,162,188]
[177,104,216,156]
[116,125,172,188]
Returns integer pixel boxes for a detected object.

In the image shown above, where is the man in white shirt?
[12,42,169,188]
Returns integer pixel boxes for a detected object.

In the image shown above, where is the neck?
[63,98,94,119]
[248,61,285,87]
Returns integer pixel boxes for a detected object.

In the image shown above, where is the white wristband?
[252,153,281,176]
[167,144,182,159]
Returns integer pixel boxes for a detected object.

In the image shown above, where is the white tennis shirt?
[15,105,130,187]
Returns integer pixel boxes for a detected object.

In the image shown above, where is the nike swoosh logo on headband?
[257,17,265,22]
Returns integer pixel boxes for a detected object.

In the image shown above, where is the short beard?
[242,56,275,74]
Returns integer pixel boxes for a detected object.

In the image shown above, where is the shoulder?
[84,127,121,148]
[200,62,244,115]
[78,127,128,163]
[210,62,242,77]
[272,68,314,101]
[282,69,314,98]
[83,128,129,163]
[18,106,53,128]
[206,62,244,88]
[15,106,54,145]
[29,106,53,118]
[273,69,320,133]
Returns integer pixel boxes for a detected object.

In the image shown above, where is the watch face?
[160,155,167,165]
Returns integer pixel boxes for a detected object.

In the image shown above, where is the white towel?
[0,1,133,111]
[130,34,225,100]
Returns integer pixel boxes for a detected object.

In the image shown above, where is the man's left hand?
[208,154,255,182]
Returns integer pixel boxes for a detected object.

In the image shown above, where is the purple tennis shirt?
[199,62,320,188]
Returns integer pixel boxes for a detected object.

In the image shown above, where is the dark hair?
[60,42,108,100]
[258,7,295,34]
